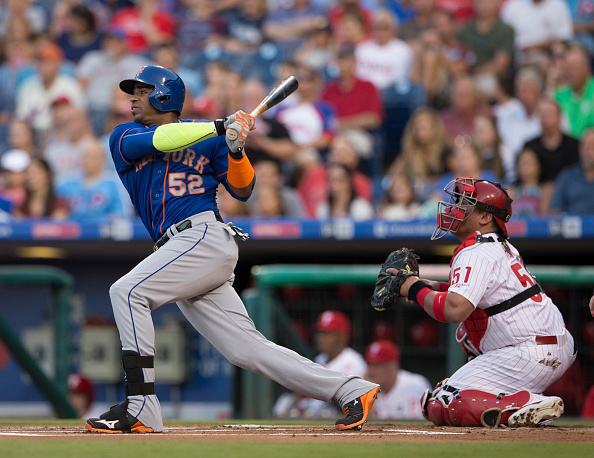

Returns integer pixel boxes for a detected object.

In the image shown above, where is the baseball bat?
[226,76,299,141]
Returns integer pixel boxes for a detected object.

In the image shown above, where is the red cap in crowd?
[365,340,401,364]
[316,310,351,335]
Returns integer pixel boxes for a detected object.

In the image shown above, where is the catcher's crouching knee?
[426,398,450,426]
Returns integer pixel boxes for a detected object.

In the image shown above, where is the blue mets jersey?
[110,120,248,242]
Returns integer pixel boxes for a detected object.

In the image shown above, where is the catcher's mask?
[431,177,513,240]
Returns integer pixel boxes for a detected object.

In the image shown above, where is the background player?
[84,65,379,434]
[273,310,367,418]
[363,340,432,420]
[394,177,575,427]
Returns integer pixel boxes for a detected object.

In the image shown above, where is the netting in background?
[238,264,594,419]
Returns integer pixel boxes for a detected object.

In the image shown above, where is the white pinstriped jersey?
[370,370,432,420]
[448,232,567,353]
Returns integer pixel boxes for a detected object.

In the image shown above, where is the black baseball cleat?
[86,401,154,434]
[335,386,380,431]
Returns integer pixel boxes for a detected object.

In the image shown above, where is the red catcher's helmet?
[431,177,513,240]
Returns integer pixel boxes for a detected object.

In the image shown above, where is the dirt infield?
[0,423,593,443]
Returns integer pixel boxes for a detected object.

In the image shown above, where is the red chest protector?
[463,308,489,353]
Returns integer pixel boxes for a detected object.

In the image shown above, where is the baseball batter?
[396,177,576,427]
[85,65,379,434]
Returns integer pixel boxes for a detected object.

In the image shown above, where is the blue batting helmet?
[119,65,185,115]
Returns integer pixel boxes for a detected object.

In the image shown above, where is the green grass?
[0,442,592,458]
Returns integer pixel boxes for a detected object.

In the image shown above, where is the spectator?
[6,119,37,157]
[57,139,126,220]
[250,183,286,217]
[109,0,176,56]
[222,0,269,56]
[508,147,544,216]
[457,0,515,84]
[263,0,328,57]
[567,0,594,54]
[193,60,232,120]
[355,9,414,92]
[377,173,421,221]
[15,158,68,219]
[67,373,96,419]
[176,0,229,69]
[298,133,373,216]
[550,128,594,214]
[410,9,472,109]
[322,46,384,134]
[553,44,594,139]
[0,39,36,128]
[523,98,580,213]
[248,160,306,218]
[273,310,367,418]
[327,0,373,38]
[439,75,492,143]
[76,28,147,135]
[55,4,103,64]
[501,0,573,66]
[240,78,298,165]
[428,139,499,204]
[399,0,436,42]
[492,73,525,157]
[216,183,250,219]
[0,149,30,214]
[471,114,508,182]
[435,0,475,24]
[316,163,375,219]
[498,67,544,160]
[543,40,570,94]
[388,0,417,25]
[151,41,203,113]
[43,99,95,185]
[15,42,86,133]
[294,22,334,73]
[333,8,368,49]
[276,66,337,153]
[389,107,451,202]
[364,340,432,420]
[0,0,47,38]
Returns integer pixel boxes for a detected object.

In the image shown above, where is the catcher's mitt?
[370,248,420,311]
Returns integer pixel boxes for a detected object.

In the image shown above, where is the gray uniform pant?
[109,211,377,431]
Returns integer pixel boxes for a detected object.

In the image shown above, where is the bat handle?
[226,129,238,141]
[225,107,261,141]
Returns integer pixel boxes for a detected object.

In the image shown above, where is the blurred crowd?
[1,0,594,222]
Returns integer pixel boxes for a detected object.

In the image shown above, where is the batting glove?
[233,110,255,130]
[225,118,251,156]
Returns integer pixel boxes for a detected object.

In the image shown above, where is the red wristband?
[416,287,432,309]
[437,282,449,292]
[432,292,448,323]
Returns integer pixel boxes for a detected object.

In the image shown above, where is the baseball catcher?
[370,248,420,311]
[372,177,575,428]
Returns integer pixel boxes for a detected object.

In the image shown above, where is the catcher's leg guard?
[122,350,155,397]
[426,396,451,426]
[430,389,532,427]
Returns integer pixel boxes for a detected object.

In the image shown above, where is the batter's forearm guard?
[153,122,218,153]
